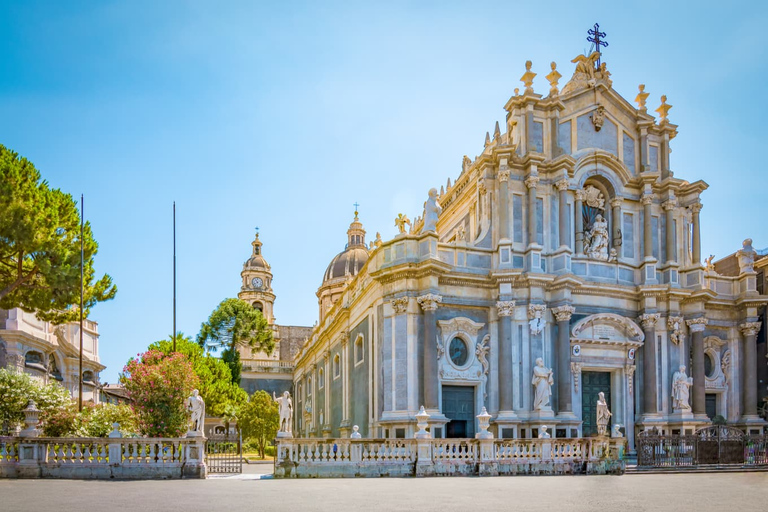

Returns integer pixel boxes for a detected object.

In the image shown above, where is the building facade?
[0,308,104,404]
[290,49,767,450]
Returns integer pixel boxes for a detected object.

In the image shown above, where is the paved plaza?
[1,472,767,512]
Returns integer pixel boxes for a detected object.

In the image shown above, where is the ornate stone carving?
[394,213,411,234]
[705,254,716,272]
[524,176,539,189]
[635,84,649,111]
[686,317,708,333]
[671,365,693,412]
[496,300,516,317]
[561,52,600,95]
[641,193,655,206]
[555,179,569,192]
[625,364,636,396]
[610,197,623,208]
[528,304,547,335]
[689,202,702,214]
[498,168,510,182]
[475,334,490,376]
[571,362,583,392]
[737,238,757,274]
[478,179,487,196]
[186,389,206,436]
[721,349,731,384]
[476,407,492,439]
[740,321,762,337]
[520,60,536,94]
[436,334,444,361]
[538,425,551,439]
[668,316,685,345]
[438,317,486,339]
[583,185,605,209]
[546,61,561,95]
[421,188,442,234]
[552,305,575,323]
[574,189,586,202]
[655,95,672,121]
[590,105,606,131]
[596,391,611,436]
[638,313,660,330]
[571,313,645,343]
[390,297,409,315]
[662,199,677,211]
[417,293,442,312]
[585,214,609,261]
[532,358,553,411]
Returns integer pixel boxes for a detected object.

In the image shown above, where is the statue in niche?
[596,391,611,436]
[273,391,293,434]
[671,365,693,412]
[421,188,442,234]
[531,358,554,411]
[585,214,609,261]
[584,185,605,209]
[186,389,206,436]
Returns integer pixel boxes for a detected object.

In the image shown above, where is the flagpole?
[78,194,84,412]
[173,201,176,352]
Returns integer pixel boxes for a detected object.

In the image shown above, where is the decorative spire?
[252,228,262,256]
[546,62,561,96]
[655,95,672,122]
[520,60,536,94]
[493,121,501,141]
[484,131,491,147]
[346,208,366,248]
[635,84,649,112]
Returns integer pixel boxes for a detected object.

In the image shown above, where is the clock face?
[252,277,263,288]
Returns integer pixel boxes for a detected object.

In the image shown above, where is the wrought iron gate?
[637,425,768,467]
[205,433,242,474]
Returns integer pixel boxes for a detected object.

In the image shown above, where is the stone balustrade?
[0,436,206,479]
[274,436,625,478]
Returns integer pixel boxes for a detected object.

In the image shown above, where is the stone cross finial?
[635,84,649,111]
[546,62,561,96]
[655,95,672,121]
[520,60,536,94]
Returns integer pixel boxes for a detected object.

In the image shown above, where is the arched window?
[354,335,364,365]
[253,301,263,312]
[318,368,324,389]
[307,376,312,395]
[333,354,341,379]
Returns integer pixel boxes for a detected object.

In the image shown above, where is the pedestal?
[183,439,207,479]
[276,430,294,439]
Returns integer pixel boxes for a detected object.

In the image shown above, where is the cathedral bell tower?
[238,232,276,324]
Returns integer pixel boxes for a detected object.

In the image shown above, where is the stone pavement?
[1,472,767,512]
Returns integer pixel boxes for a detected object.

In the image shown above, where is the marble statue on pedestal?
[671,365,693,412]
[186,389,206,436]
[737,238,756,273]
[421,188,442,234]
[538,425,551,439]
[596,391,611,436]
[273,391,293,436]
[532,358,554,411]
[586,214,609,261]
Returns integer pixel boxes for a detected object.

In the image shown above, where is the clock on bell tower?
[238,231,276,324]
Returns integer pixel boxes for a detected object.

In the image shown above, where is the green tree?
[0,145,116,323]
[121,349,200,437]
[197,298,274,384]
[0,368,71,432]
[239,390,279,459]
[150,333,248,418]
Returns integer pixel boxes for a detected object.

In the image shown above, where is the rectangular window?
[622,212,634,259]
[513,195,523,243]
[536,197,544,245]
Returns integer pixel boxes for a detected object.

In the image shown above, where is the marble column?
[663,199,677,264]
[340,333,350,435]
[417,294,442,410]
[639,313,660,415]
[611,197,623,249]
[642,194,654,259]
[741,322,762,417]
[690,202,702,264]
[556,179,569,249]
[575,189,585,254]
[498,167,510,240]
[552,305,575,415]
[496,301,516,412]
[686,318,708,416]
[525,175,539,247]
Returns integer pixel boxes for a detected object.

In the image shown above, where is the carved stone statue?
[538,425,551,439]
[612,424,623,438]
[394,213,411,235]
[596,391,611,436]
[586,214,609,261]
[186,389,206,436]
[737,238,756,274]
[421,188,442,234]
[671,365,693,412]
[273,390,293,436]
[705,254,716,272]
[531,358,554,411]
[528,305,547,335]
[590,105,606,131]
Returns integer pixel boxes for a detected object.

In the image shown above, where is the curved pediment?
[571,313,644,343]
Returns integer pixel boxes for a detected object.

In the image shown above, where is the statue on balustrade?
[274,390,293,435]
[421,188,442,234]
[585,214,609,261]
[671,365,693,412]
[532,358,554,411]
[596,391,611,436]
[186,389,206,436]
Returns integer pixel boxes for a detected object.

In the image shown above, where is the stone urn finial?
[20,400,40,438]
[109,422,122,438]
[475,407,493,439]
[414,406,431,439]
[351,425,361,439]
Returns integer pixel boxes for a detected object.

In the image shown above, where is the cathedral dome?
[321,211,369,285]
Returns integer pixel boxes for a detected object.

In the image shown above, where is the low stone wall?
[274,437,626,478]
[0,436,206,479]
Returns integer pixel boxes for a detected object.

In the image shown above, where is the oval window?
[704,353,715,378]
[449,338,468,366]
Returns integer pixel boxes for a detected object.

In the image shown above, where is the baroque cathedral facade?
[251,48,766,452]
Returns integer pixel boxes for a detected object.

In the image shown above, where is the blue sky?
[1,1,766,383]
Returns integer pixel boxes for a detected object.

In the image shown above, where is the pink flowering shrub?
[122,350,200,437]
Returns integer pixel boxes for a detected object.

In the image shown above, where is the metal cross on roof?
[353,202,360,211]
[255,226,259,235]
[587,23,608,68]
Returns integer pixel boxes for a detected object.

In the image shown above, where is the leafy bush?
[239,390,279,458]
[39,402,140,437]
[122,349,200,437]
[0,368,71,432]
[712,415,727,426]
